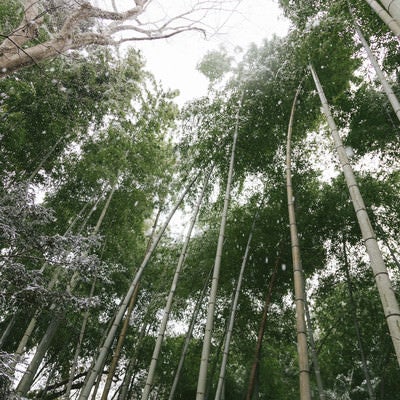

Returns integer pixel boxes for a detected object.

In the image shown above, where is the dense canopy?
[0,1,399,399]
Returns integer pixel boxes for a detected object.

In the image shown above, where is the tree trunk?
[168,267,213,400]
[78,174,198,400]
[309,63,400,366]
[342,239,375,399]
[285,80,312,400]
[196,92,243,400]
[246,255,279,400]
[215,203,261,400]
[0,2,145,78]
[142,169,211,400]
[363,0,400,36]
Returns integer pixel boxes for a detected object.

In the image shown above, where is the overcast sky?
[133,0,290,104]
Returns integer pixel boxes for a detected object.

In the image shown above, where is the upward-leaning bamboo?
[379,0,400,24]
[100,283,140,400]
[356,26,400,122]
[285,81,312,400]
[348,2,400,123]
[309,63,400,366]
[246,254,280,400]
[141,169,211,400]
[117,321,149,400]
[168,267,213,400]
[78,174,198,400]
[100,205,163,400]
[196,92,243,400]
[215,203,261,400]
[304,295,325,400]
[363,0,400,36]
[342,239,375,400]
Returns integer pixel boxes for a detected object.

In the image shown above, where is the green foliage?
[0,48,146,183]
[342,84,400,156]
[313,260,400,399]
[1,0,400,398]
[0,0,22,33]
[197,47,233,82]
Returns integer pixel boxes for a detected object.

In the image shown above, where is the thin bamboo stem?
[215,202,261,400]
[304,296,325,400]
[168,267,213,400]
[286,80,312,400]
[196,92,243,400]
[350,12,400,123]
[310,63,400,366]
[364,0,400,36]
[78,174,198,400]
[142,169,211,400]
[246,256,279,400]
[342,240,375,400]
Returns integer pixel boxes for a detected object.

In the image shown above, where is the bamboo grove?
[1,0,400,399]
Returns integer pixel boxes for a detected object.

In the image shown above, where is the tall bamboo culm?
[347,1,400,124]
[215,203,261,400]
[379,0,400,24]
[309,63,400,366]
[286,81,312,400]
[168,267,212,400]
[78,174,198,399]
[100,205,163,400]
[363,0,400,36]
[142,169,212,400]
[196,92,243,400]
[246,254,280,400]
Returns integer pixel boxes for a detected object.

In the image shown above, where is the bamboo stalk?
[215,202,261,400]
[310,63,400,366]
[246,256,280,400]
[142,168,211,400]
[286,80,312,400]
[78,174,199,399]
[363,0,400,36]
[196,92,243,400]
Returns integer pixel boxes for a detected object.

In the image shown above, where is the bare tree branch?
[116,27,207,43]
[0,0,42,55]
[0,0,241,77]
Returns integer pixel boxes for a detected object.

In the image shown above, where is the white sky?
[132,0,290,104]
[125,0,290,236]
